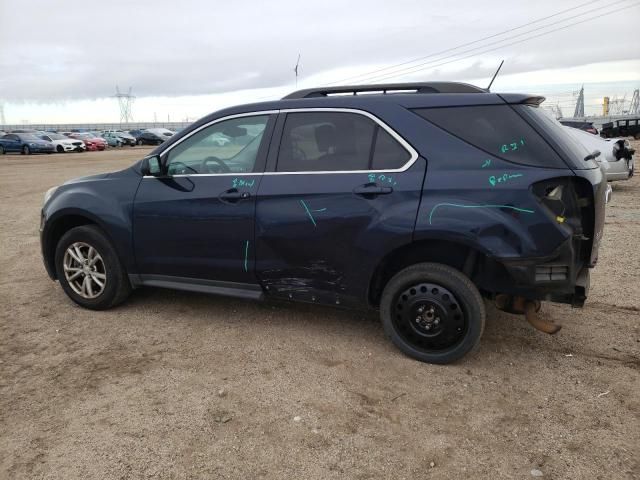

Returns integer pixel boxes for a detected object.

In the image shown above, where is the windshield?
[47,133,68,140]
[19,134,41,141]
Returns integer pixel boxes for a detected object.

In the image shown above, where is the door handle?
[353,183,393,196]
[219,188,250,203]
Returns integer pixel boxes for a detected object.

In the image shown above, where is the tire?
[22,145,30,155]
[137,139,143,146]
[380,262,485,364]
[56,145,64,153]
[0,145,4,155]
[54,225,131,310]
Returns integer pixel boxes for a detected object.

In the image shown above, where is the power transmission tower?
[609,94,627,115]
[0,104,5,125]
[113,86,135,124]
[629,89,639,115]
[573,85,584,118]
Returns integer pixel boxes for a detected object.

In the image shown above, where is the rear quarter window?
[414,105,568,169]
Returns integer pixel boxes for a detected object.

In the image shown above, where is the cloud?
[0,0,638,103]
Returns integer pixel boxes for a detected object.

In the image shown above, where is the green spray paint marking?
[243,240,249,272]
[489,173,524,186]
[368,173,398,186]
[232,177,256,189]
[300,200,317,227]
[481,159,491,168]
[500,138,526,154]
[428,203,534,225]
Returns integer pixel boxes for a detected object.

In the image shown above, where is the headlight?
[44,186,58,205]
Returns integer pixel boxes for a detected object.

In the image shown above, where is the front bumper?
[40,210,56,280]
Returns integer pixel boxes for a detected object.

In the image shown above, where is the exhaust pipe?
[494,294,561,335]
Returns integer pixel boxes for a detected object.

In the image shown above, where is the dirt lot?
[1,145,639,479]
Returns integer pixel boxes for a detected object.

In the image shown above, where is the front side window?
[166,115,269,175]
[276,111,410,172]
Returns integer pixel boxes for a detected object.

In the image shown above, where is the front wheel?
[0,145,4,155]
[54,225,131,310]
[380,262,485,364]
[22,145,30,155]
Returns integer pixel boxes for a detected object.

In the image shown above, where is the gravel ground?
[1,144,639,479]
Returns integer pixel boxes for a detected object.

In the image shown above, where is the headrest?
[314,124,335,153]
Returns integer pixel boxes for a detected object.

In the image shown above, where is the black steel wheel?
[380,262,485,364]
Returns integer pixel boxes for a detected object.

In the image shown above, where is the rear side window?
[371,128,410,170]
[415,105,567,168]
[276,112,410,172]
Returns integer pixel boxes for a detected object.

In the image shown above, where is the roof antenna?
[486,59,504,92]
[293,53,301,87]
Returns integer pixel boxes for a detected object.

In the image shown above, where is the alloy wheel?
[63,242,107,299]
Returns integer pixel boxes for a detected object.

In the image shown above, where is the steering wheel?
[201,156,231,174]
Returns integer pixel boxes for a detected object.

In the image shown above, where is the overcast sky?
[1,0,639,124]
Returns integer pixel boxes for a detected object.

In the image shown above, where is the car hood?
[63,173,111,185]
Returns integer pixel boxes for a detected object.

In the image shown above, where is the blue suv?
[40,82,607,364]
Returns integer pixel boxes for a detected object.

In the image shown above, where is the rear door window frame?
[264,108,418,175]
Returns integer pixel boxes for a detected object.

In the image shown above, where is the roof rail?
[282,82,486,99]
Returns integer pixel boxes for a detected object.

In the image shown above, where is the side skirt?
[129,274,264,300]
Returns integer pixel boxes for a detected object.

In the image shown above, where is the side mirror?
[141,155,163,176]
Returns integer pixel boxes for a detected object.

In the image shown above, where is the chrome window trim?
[143,107,419,178]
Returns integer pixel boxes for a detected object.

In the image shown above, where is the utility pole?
[293,53,301,87]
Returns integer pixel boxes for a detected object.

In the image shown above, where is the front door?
[133,113,275,284]
[255,109,426,306]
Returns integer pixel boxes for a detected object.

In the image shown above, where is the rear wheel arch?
[368,239,488,307]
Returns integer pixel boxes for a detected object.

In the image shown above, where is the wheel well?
[368,240,485,306]
[45,215,97,279]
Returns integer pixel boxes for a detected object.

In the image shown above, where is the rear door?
[255,108,426,306]
[133,113,275,285]
[4,135,22,152]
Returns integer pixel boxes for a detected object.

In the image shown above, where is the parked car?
[65,132,106,151]
[559,120,598,135]
[99,132,123,147]
[131,130,167,146]
[88,132,112,147]
[111,131,137,147]
[0,133,56,155]
[39,133,86,153]
[601,118,640,139]
[39,82,607,364]
[147,127,174,139]
[564,126,635,181]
